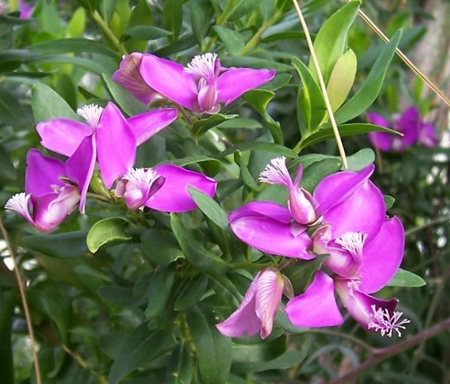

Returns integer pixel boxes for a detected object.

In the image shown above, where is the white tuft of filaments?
[184,53,218,79]
[368,305,411,337]
[259,156,291,187]
[77,104,104,127]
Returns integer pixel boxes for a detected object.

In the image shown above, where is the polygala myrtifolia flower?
[228,158,410,336]
[216,269,293,339]
[5,149,81,232]
[36,102,177,212]
[113,52,276,114]
[115,164,217,213]
[367,106,439,152]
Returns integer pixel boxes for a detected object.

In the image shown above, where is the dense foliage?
[1,0,449,383]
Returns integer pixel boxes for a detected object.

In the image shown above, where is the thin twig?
[0,218,42,384]
[291,0,348,169]
[62,345,108,384]
[406,214,450,236]
[331,317,450,384]
[344,0,450,108]
[92,11,127,56]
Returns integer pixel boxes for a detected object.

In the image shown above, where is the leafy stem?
[92,11,127,56]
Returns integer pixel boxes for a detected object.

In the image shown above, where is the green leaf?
[232,351,307,374]
[191,0,214,45]
[284,255,328,294]
[102,74,147,116]
[243,89,283,144]
[292,57,326,135]
[67,7,86,37]
[384,195,395,210]
[227,0,260,21]
[387,269,426,287]
[166,343,194,384]
[29,38,120,58]
[213,26,245,56]
[122,25,172,41]
[174,274,208,311]
[187,306,232,384]
[301,158,342,192]
[335,30,402,124]
[298,123,400,151]
[188,187,229,230]
[141,228,184,266]
[163,0,182,40]
[192,114,238,138]
[168,155,221,177]
[22,231,88,259]
[98,286,134,306]
[327,49,357,112]
[108,324,173,384]
[232,336,287,363]
[261,31,307,43]
[217,117,262,130]
[86,218,131,253]
[216,141,297,159]
[171,214,230,275]
[144,265,176,318]
[308,1,360,82]
[0,145,16,180]
[31,83,80,123]
[220,57,292,72]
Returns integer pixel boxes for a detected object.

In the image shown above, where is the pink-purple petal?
[139,54,198,110]
[285,271,344,327]
[358,217,405,294]
[314,165,375,216]
[229,201,293,224]
[36,119,92,157]
[25,149,65,197]
[146,164,217,212]
[216,67,276,106]
[127,108,178,145]
[97,102,137,188]
[112,53,159,105]
[393,106,420,150]
[65,135,97,213]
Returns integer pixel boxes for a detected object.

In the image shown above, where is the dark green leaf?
[335,30,402,124]
[98,286,134,306]
[163,0,182,40]
[213,26,245,56]
[29,38,120,58]
[187,306,232,384]
[0,88,32,127]
[384,195,395,210]
[216,141,297,159]
[166,343,193,384]
[31,83,80,122]
[302,158,342,192]
[174,274,208,311]
[387,269,426,287]
[192,114,238,138]
[122,25,172,41]
[168,155,221,177]
[232,336,287,363]
[86,217,131,253]
[232,350,307,373]
[171,214,230,275]
[108,324,173,384]
[188,187,228,230]
[220,57,292,72]
[141,228,184,266]
[0,145,16,180]
[145,265,176,318]
[0,288,15,384]
[191,0,214,44]
[22,231,88,258]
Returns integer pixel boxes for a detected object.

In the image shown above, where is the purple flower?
[418,121,439,148]
[216,269,292,339]
[115,164,217,212]
[367,107,421,152]
[4,149,81,232]
[113,52,276,114]
[36,103,177,213]
[19,0,33,19]
[284,167,409,336]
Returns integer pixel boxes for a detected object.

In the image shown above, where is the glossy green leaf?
[217,117,262,130]
[145,264,176,318]
[298,123,400,151]
[171,214,230,275]
[243,89,283,144]
[232,336,287,363]
[335,30,402,124]
[22,231,88,258]
[384,195,395,210]
[191,0,214,44]
[232,350,307,374]
[214,26,245,56]
[188,187,229,230]
[327,49,357,112]
[31,83,80,122]
[187,306,232,384]
[295,148,375,171]
[86,217,131,253]
[301,158,342,192]
[308,1,360,82]
[174,274,209,311]
[141,228,184,266]
[102,74,147,116]
[292,57,326,135]
[166,343,194,384]
[108,323,173,384]
[387,269,426,287]
[192,114,238,138]
[216,141,297,159]
[0,145,16,180]
[163,0,182,40]
[29,38,120,58]
[122,25,172,41]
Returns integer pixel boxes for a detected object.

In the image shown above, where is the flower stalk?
[291,0,349,169]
